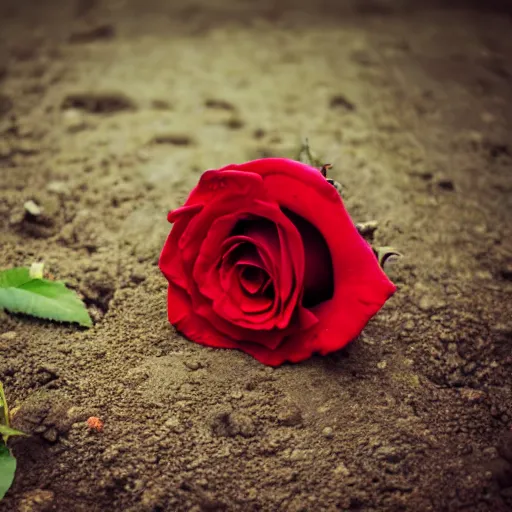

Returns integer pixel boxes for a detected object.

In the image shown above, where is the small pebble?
[403,319,415,331]
[184,361,201,371]
[42,427,58,443]
[333,463,351,476]
[476,270,493,280]
[86,416,104,432]
[483,447,499,458]
[46,181,70,195]
[459,388,486,403]
[24,200,41,216]
[322,427,334,439]
[277,405,303,427]
[418,295,446,312]
[462,361,477,375]
[62,108,86,133]
[228,412,255,438]
[355,220,378,237]
[164,417,180,429]
[289,449,309,461]
[130,271,146,284]
[439,332,454,342]
[0,331,17,340]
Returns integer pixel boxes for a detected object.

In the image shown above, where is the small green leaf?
[0,425,26,438]
[0,382,27,443]
[0,444,16,500]
[0,425,27,443]
[0,267,92,327]
[0,382,9,428]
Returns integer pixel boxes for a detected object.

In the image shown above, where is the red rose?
[159,158,396,366]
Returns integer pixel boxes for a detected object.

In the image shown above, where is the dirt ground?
[1,0,512,510]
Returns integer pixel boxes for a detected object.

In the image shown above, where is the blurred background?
[1,1,512,511]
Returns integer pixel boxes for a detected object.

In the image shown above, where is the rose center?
[238,265,268,295]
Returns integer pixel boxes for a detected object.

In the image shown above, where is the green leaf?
[0,445,16,500]
[0,425,26,444]
[0,382,9,428]
[0,267,92,327]
[0,268,32,289]
[0,383,27,443]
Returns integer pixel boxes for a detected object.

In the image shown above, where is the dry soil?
[1,0,512,511]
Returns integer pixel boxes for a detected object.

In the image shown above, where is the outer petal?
[159,204,203,290]
[166,281,241,349]
[181,168,266,208]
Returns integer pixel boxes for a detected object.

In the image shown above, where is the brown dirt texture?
[1,0,512,511]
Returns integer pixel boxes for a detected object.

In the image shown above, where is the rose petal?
[219,237,277,292]
[160,203,203,290]
[192,213,241,301]
[216,253,277,326]
[184,169,266,207]
[166,281,241,350]
[284,209,333,308]
[218,273,274,316]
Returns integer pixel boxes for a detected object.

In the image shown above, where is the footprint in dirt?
[61,92,137,114]
[204,98,236,111]
[150,134,194,146]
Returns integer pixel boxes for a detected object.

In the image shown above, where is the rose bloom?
[159,158,396,366]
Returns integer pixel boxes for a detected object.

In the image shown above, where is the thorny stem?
[320,163,332,177]
[296,138,323,168]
